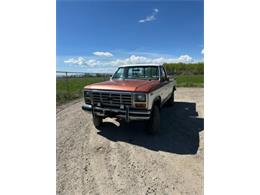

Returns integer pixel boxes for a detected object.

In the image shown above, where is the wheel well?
[152,96,161,110]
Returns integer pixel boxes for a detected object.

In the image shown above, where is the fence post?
[65,72,69,96]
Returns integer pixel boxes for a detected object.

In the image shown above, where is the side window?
[160,67,166,81]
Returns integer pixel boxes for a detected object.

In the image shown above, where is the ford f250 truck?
[82,64,176,134]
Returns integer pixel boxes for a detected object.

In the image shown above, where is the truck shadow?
[97,101,204,155]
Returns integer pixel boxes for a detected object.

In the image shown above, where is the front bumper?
[82,104,151,121]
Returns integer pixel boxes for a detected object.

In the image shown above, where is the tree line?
[163,62,204,75]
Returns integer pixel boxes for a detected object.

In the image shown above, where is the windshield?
[112,66,159,80]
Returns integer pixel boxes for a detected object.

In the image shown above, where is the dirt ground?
[56,87,204,195]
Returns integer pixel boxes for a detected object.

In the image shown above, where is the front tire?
[146,105,160,134]
[93,114,102,128]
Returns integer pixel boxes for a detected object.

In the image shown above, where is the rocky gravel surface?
[57,87,204,195]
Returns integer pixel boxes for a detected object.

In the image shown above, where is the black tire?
[93,114,102,128]
[167,89,175,106]
[146,105,160,134]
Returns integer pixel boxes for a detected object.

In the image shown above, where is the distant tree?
[163,62,204,75]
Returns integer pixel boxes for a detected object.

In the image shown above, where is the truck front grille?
[92,91,132,107]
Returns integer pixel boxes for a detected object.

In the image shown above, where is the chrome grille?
[92,91,132,107]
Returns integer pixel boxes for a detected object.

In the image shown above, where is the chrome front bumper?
[82,104,151,121]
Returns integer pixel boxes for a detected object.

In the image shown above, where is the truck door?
[159,66,169,101]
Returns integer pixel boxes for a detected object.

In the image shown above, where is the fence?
[56,71,111,105]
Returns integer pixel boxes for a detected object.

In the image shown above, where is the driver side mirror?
[167,75,173,80]
[160,77,167,82]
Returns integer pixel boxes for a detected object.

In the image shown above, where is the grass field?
[56,76,107,105]
[175,75,204,87]
[56,75,203,105]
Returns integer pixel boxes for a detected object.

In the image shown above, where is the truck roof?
[118,64,162,68]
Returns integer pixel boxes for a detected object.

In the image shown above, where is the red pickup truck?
[82,64,176,134]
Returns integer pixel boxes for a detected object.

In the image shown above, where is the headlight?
[134,94,146,102]
[84,90,91,97]
[84,91,91,104]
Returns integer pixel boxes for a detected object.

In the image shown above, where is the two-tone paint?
[82,64,176,121]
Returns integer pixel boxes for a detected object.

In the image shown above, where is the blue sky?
[57,0,204,73]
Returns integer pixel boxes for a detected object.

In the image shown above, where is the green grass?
[56,75,204,105]
[56,76,108,105]
[175,75,204,87]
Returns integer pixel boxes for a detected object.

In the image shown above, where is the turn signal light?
[135,103,146,108]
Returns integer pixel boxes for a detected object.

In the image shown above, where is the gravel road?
[57,87,204,195]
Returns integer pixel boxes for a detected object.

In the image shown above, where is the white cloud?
[109,55,194,66]
[64,54,195,70]
[93,51,113,57]
[201,48,204,55]
[64,57,100,67]
[177,55,193,63]
[138,8,159,23]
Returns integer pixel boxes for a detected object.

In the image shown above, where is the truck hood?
[84,79,160,93]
